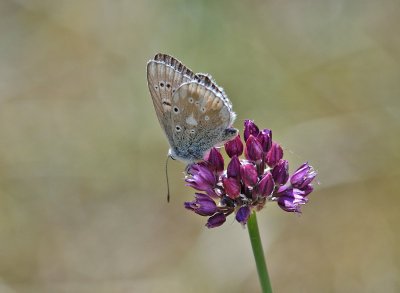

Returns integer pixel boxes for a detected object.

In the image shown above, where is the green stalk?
[247,211,273,293]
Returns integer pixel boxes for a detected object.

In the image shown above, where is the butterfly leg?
[185,163,192,174]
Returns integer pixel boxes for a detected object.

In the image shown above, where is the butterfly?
[147,53,238,163]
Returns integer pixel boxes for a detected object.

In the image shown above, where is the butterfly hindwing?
[169,81,237,162]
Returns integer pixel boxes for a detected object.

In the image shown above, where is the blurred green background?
[0,1,399,292]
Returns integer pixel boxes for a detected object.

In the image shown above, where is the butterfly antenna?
[165,152,171,202]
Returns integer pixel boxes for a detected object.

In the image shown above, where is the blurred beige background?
[0,1,399,292]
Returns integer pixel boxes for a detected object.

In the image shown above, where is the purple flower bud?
[225,134,244,158]
[244,120,259,142]
[206,212,226,228]
[271,160,289,185]
[257,129,272,153]
[187,163,207,176]
[277,187,309,203]
[205,148,224,175]
[184,193,217,216]
[222,177,241,199]
[290,162,317,189]
[245,135,263,162]
[256,173,274,196]
[227,155,241,180]
[265,142,283,167]
[276,187,308,213]
[289,188,309,203]
[240,163,258,187]
[205,189,219,199]
[185,164,216,192]
[276,184,289,195]
[236,206,251,225]
[301,184,314,196]
[277,196,303,213]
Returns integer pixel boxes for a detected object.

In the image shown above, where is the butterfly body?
[147,53,238,163]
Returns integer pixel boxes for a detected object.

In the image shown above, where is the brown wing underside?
[168,81,237,161]
[146,54,195,141]
[146,54,237,161]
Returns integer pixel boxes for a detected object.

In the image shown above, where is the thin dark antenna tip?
[166,152,171,203]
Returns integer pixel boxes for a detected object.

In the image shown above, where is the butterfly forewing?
[147,54,196,143]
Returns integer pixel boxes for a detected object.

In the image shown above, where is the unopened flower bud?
[265,142,283,167]
[206,212,226,228]
[225,134,244,158]
[245,135,263,162]
[227,155,241,181]
[258,129,272,153]
[222,177,241,199]
[271,160,289,185]
[244,120,260,142]
[256,173,274,196]
[236,206,251,225]
[205,148,224,175]
[240,163,258,187]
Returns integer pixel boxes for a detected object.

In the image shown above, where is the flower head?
[184,120,317,228]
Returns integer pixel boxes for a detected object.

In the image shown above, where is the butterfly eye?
[205,115,210,121]
[188,97,194,103]
[154,84,159,90]
[159,81,165,88]
[189,129,196,134]
[173,106,180,114]
[175,125,182,132]
[172,88,176,93]
[201,107,206,113]
[166,82,171,90]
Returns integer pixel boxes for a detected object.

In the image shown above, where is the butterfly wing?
[168,81,238,162]
[196,73,229,103]
[147,53,238,163]
[146,53,196,145]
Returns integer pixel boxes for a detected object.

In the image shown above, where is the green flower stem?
[247,211,273,293]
